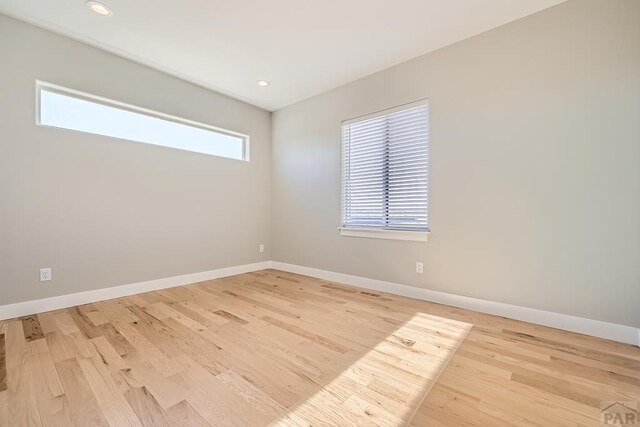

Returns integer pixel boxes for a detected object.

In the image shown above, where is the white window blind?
[342,101,429,233]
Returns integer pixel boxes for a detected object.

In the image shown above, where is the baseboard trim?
[0,261,271,321]
[2,260,637,346]
[270,261,640,346]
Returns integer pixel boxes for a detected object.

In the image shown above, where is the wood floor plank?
[53,312,81,335]
[77,356,142,426]
[0,391,6,427]
[27,339,64,398]
[91,335,125,371]
[4,321,42,426]
[201,333,317,408]
[113,320,182,377]
[165,400,211,427]
[0,335,5,392]
[126,359,188,409]
[216,369,286,419]
[124,386,172,427]
[175,354,269,426]
[0,269,637,426]
[261,316,350,354]
[150,317,227,375]
[20,315,44,342]
[29,377,74,426]
[55,358,110,427]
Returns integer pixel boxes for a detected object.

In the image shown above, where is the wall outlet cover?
[40,267,52,282]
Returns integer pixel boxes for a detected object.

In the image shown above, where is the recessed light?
[257,80,270,87]
[86,1,113,16]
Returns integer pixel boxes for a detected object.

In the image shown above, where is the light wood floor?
[0,269,638,426]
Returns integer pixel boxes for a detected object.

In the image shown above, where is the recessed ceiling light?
[257,80,270,87]
[86,1,113,16]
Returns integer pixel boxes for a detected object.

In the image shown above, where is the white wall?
[271,0,640,328]
[0,14,272,305]
[1,1,638,330]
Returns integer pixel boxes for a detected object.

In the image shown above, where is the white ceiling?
[0,0,565,111]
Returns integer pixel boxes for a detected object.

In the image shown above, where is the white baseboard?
[2,260,637,347]
[271,261,640,347]
[0,261,271,321]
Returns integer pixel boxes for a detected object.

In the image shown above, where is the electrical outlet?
[416,262,424,274]
[259,244,265,253]
[40,267,52,282]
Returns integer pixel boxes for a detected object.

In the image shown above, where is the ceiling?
[0,0,565,111]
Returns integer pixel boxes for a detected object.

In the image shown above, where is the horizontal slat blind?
[342,102,429,232]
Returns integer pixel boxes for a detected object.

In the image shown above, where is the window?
[341,100,429,241]
[37,82,249,161]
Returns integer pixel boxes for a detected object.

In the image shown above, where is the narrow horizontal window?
[342,100,429,236]
[37,82,249,161]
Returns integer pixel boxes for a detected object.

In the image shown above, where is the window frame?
[35,80,250,161]
[339,99,430,242]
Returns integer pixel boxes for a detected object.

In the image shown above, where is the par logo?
[601,402,638,425]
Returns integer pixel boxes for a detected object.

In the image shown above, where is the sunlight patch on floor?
[270,312,472,426]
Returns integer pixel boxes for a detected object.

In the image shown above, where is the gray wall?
[0,14,272,305]
[271,0,640,327]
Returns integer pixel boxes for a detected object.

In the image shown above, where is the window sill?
[338,227,429,242]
